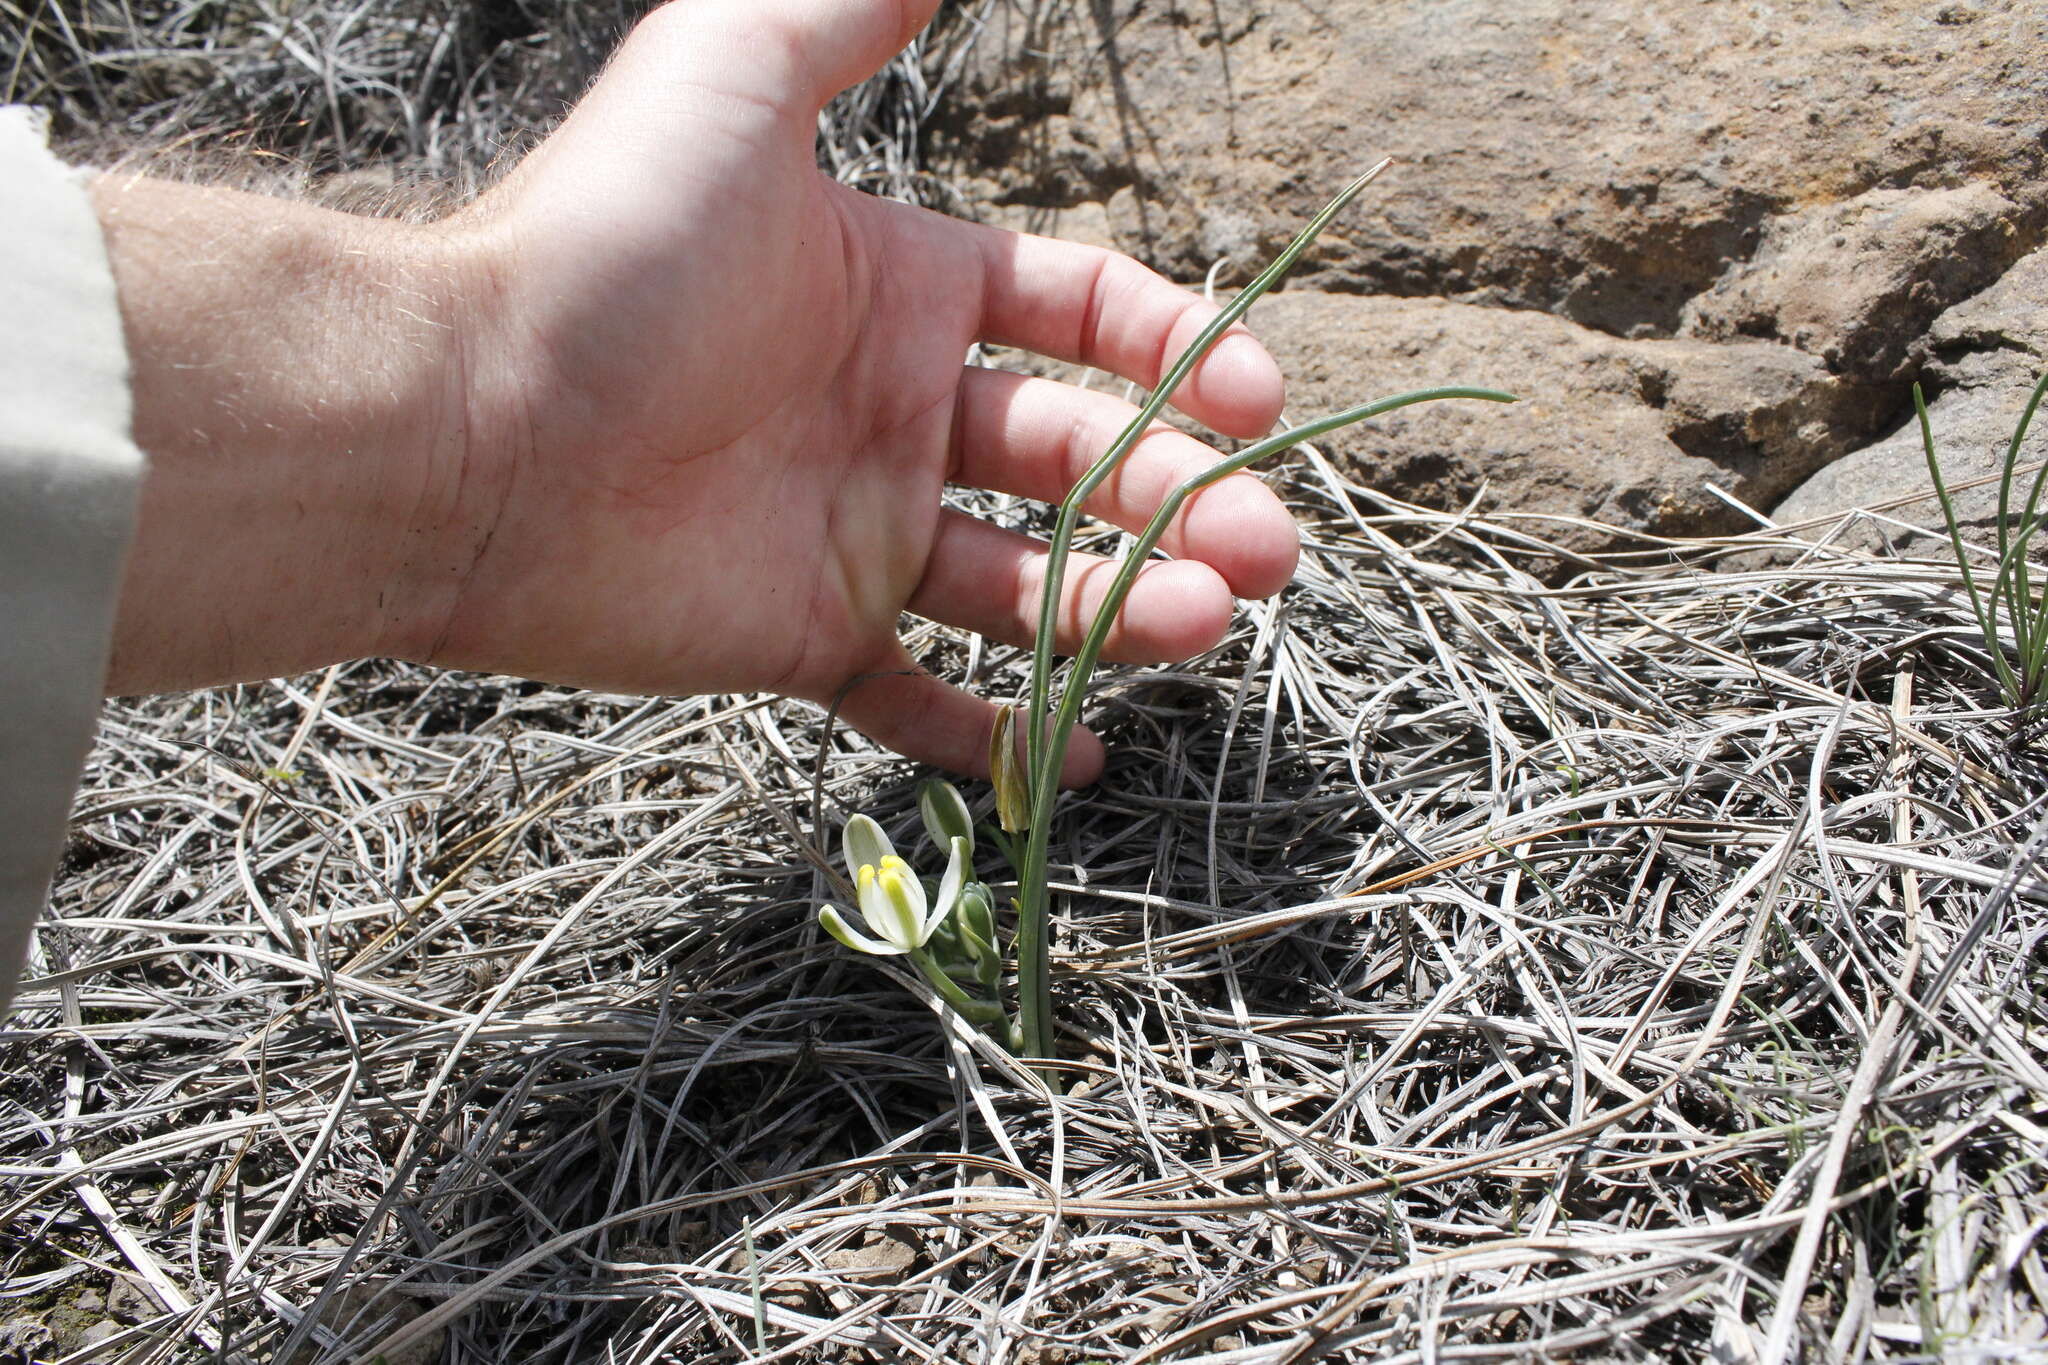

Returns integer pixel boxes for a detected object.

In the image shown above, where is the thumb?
[700,0,943,111]
[483,0,940,205]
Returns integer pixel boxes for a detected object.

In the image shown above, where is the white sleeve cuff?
[0,106,144,1019]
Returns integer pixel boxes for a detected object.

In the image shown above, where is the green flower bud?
[956,881,996,956]
[918,780,975,859]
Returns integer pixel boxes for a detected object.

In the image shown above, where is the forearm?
[91,173,474,691]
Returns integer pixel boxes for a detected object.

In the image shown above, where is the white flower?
[819,814,967,956]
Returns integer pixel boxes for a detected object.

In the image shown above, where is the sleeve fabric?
[0,107,144,1019]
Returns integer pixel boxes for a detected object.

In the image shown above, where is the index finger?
[974,227,1286,441]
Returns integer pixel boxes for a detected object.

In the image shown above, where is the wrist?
[93,174,478,690]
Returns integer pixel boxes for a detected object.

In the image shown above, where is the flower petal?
[841,814,895,886]
[819,904,906,955]
[858,856,927,950]
[925,835,968,940]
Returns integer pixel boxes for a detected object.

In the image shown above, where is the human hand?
[99,0,1300,784]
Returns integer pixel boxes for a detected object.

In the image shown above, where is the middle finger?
[948,366,1300,600]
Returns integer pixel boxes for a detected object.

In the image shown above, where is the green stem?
[910,948,1009,1029]
[1015,163,1394,1068]
[1011,386,1518,1065]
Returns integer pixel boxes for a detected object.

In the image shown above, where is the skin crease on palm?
[91,0,1301,787]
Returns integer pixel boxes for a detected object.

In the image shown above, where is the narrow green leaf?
[1917,383,2017,706]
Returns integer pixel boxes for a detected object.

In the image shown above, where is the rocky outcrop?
[1248,293,1879,548]
[1775,243,2048,553]
[1682,184,2031,387]
[934,0,2048,544]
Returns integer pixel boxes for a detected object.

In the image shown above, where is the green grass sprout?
[1917,369,2048,726]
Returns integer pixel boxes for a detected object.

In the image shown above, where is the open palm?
[422,0,1298,780]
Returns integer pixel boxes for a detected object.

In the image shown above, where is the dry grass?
[3,2,2047,1362]
[5,462,2045,1362]
[4,0,970,205]
[7,0,629,189]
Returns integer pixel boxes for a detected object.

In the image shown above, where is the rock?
[819,1228,920,1279]
[1014,1346,1082,1365]
[77,1319,124,1349]
[936,1,2048,543]
[0,1317,54,1357]
[1773,243,2048,552]
[1246,291,1879,545]
[1682,184,2030,384]
[1772,374,2048,557]
[936,0,2048,351]
[104,1275,155,1323]
[23,1281,135,1356]
[1921,242,2048,391]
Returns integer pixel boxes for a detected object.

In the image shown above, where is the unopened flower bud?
[989,705,1031,833]
[918,779,975,858]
